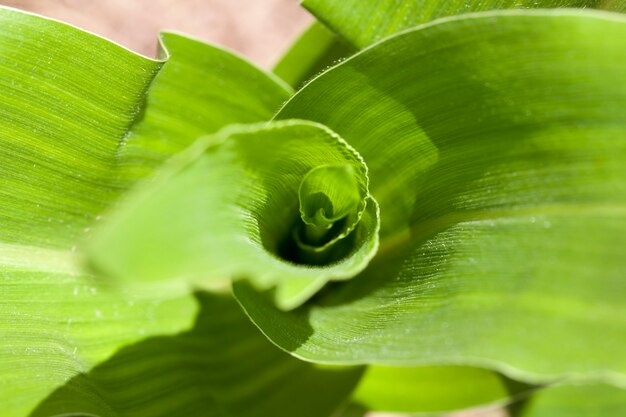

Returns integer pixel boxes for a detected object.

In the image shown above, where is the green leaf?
[302,0,626,48]
[0,8,160,249]
[0,9,290,249]
[516,383,626,417]
[0,6,300,416]
[235,10,626,384]
[30,292,363,417]
[0,9,191,416]
[122,31,293,176]
[351,366,533,414]
[273,22,355,89]
[1,250,196,417]
[89,120,380,310]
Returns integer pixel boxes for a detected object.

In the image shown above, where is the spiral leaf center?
[299,164,361,246]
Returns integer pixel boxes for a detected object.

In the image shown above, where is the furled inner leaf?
[299,164,361,245]
[89,120,379,310]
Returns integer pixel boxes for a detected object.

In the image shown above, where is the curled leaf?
[89,120,380,310]
[236,10,626,385]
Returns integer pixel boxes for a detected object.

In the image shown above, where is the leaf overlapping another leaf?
[273,21,356,89]
[235,9,626,384]
[2,2,626,417]
[29,292,363,417]
[89,120,380,310]
[0,6,360,417]
[302,0,626,48]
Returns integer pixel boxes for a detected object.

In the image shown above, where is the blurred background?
[0,1,505,416]
[0,0,312,67]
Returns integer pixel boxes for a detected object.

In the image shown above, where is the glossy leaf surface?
[237,10,626,385]
[0,7,358,416]
[89,120,379,310]
[302,0,626,47]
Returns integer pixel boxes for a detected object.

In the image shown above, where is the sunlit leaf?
[273,22,355,89]
[5,1,626,415]
[351,366,533,414]
[29,292,363,417]
[302,0,626,47]
[0,6,357,416]
[235,10,626,385]
[89,120,379,310]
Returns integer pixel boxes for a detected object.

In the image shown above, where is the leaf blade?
[302,0,626,48]
[273,22,355,88]
[517,383,626,417]
[29,293,363,417]
[0,6,293,415]
[89,120,380,310]
[238,10,626,384]
[352,365,532,414]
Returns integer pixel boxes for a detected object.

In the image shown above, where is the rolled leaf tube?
[89,120,379,310]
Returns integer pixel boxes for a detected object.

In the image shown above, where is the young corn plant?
[1,1,625,416]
